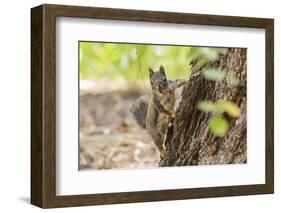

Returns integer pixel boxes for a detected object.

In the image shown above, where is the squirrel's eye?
[164,78,167,82]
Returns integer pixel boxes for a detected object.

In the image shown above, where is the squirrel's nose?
[157,84,164,93]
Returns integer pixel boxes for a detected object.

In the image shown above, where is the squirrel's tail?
[129,95,149,129]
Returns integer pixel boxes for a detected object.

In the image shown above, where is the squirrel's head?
[148,65,168,94]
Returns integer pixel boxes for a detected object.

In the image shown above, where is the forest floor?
[79,80,160,170]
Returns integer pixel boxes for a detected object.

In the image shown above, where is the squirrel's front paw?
[160,150,166,159]
[178,79,188,84]
[171,111,176,118]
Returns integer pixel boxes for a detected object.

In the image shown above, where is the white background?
[57,18,265,195]
[0,0,279,212]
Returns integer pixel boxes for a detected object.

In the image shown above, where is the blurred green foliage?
[197,99,240,118]
[197,99,241,137]
[197,100,217,112]
[79,42,223,82]
[203,69,225,81]
[216,100,240,117]
[209,117,230,137]
[203,68,239,86]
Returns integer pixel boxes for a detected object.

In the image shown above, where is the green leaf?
[197,100,216,112]
[200,48,220,60]
[216,100,240,117]
[209,117,229,137]
[225,73,239,86]
[203,69,224,81]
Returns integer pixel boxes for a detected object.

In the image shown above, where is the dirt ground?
[79,80,160,170]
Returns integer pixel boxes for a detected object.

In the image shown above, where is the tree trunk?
[160,48,247,166]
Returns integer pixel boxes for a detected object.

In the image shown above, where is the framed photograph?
[31,4,274,208]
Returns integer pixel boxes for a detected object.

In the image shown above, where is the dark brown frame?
[31,4,274,208]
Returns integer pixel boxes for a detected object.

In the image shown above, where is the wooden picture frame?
[31,4,274,208]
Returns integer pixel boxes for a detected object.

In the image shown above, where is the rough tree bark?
[160,48,247,166]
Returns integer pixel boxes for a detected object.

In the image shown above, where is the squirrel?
[130,65,187,157]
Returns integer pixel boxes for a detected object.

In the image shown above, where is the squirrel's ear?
[148,68,154,76]
[159,65,166,76]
